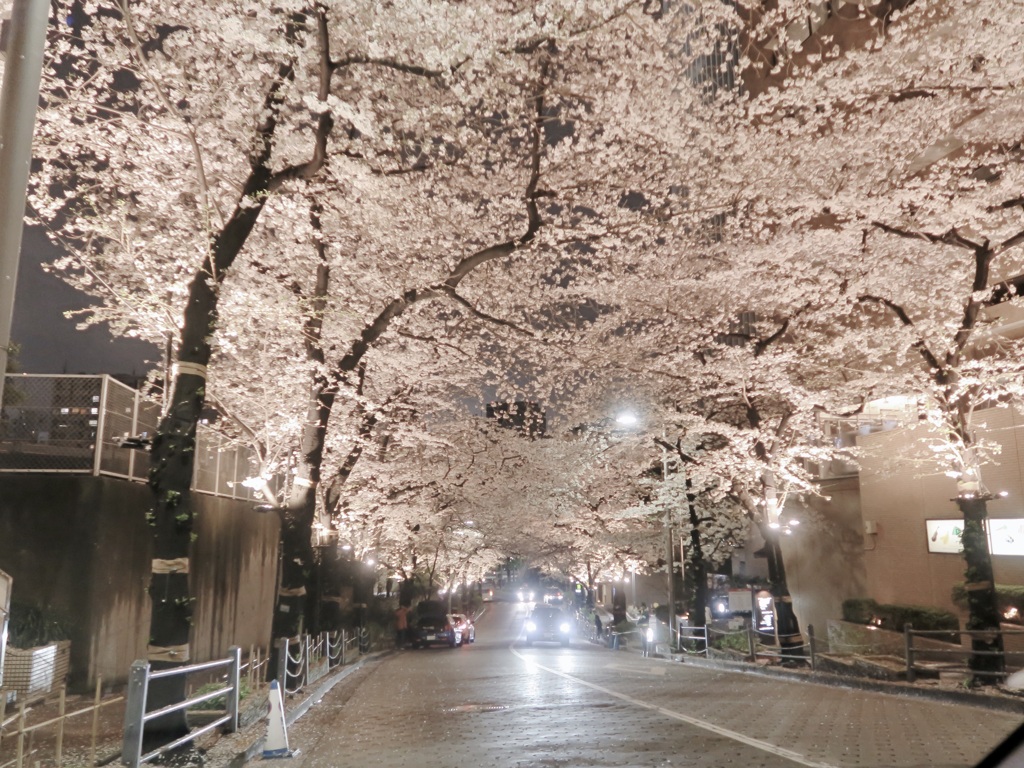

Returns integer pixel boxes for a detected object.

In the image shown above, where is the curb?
[664,653,1024,715]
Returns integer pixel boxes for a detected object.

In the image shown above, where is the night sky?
[10,225,159,376]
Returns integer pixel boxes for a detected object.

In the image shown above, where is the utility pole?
[0,0,48,405]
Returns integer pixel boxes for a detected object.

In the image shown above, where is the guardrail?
[121,648,241,768]
[904,625,1024,683]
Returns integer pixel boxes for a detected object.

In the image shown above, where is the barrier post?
[227,646,242,733]
[55,687,66,767]
[276,638,289,688]
[90,676,101,766]
[122,661,150,768]
[904,624,916,683]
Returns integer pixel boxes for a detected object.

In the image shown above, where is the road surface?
[277,600,1022,767]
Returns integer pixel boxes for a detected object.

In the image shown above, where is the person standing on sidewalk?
[395,603,410,648]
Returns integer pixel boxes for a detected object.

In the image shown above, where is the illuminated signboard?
[989,519,1024,557]
[926,519,1024,556]
[926,519,964,554]
[755,590,776,641]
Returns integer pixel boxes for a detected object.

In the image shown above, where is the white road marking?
[510,644,839,768]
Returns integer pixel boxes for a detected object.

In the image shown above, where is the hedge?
[842,597,959,637]
[951,583,1024,624]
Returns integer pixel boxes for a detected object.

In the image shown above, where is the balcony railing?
[0,374,261,501]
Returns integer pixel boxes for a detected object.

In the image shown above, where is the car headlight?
[559,622,570,633]
[526,621,537,632]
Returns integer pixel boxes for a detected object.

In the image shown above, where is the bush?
[842,597,959,638]
[7,603,73,648]
[952,583,1024,624]
[710,630,750,654]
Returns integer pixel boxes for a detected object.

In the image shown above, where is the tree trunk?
[761,528,803,661]
[684,478,708,652]
[957,495,1004,684]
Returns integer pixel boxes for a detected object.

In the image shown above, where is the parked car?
[451,613,476,645]
[411,601,457,648]
[524,604,571,647]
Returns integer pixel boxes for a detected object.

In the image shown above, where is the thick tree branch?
[872,220,983,252]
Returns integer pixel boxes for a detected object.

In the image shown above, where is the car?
[542,588,564,605]
[524,604,572,647]
[451,612,476,645]
[410,601,457,648]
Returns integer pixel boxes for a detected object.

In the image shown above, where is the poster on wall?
[989,519,1024,557]
[926,519,964,554]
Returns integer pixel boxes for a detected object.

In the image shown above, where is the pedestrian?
[395,603,410,648]
[594,613,603,639]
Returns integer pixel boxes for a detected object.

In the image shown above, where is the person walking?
[395,603,410,648]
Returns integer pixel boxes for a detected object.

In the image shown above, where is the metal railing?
[904,625,1024,683]
[121,647,241,768]
[275,630,367,696]
[0,374,273,501]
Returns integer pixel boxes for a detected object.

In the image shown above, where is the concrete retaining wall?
[0,475,279,690]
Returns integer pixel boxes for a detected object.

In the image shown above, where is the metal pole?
[662,435,676,643]
[122,662,149,768]
[226,646,241,734]
[275,637,288,688]
[0,0,49,401]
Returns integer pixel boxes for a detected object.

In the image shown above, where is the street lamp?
[614,409,676,642]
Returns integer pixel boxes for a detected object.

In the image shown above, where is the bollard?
[747,623,756,661]
[808,624,816,672]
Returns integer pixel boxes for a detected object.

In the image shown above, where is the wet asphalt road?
[278,600,1023,768]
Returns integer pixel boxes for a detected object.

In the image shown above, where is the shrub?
[951,583,1024,624]
[842,597,959,639]
[7,603,73,648]
[710,630,750,654]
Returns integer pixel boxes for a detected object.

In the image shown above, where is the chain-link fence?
[0,375,261,501]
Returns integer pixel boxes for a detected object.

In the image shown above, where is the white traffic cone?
[263,679,294,759]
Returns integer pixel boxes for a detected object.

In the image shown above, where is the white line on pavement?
[509,644,839,768]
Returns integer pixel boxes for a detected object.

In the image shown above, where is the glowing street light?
[615,411,639,427]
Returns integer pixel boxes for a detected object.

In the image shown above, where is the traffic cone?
[263,679,294,759]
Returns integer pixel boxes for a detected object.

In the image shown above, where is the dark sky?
[10,225,159,376]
